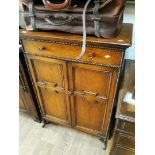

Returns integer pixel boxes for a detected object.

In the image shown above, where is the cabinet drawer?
[115,133,135,150]
[116,120,135,135]
[23,40,122,66]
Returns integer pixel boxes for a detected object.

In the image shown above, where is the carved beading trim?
[20,37,124,51]
[25,52,121,68]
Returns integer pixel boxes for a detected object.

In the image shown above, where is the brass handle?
[73,90,99,96]
[73,90,85,96]
[87,91,99,96]
[82,90,99,96]
[88,53,94,59]
[39,46,45,51]
[37,81,58,89]
[79,90,85,95]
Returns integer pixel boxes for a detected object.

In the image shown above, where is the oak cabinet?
[20,23,132,148]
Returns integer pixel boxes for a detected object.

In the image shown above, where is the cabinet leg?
[42,119,50,128]
[99,138,107,150]
[99,137,104,142]
[34,117,41,123]
[103,140,107,150]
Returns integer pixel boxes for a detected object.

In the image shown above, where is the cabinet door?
[26,55,71,126]
[68,62,119,137]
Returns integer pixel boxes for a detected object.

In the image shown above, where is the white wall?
[123,3,135,60]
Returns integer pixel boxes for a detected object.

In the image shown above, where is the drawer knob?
[88,53,94,59]
[39,46,45,51]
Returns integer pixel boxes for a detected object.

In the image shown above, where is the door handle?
[37,81,58,87]
[73,90,85,95]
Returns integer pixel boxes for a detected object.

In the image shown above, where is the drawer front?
[23,40,122,66]
[116,120,135,135]
[115,133,135,150]
[110,146,134,155]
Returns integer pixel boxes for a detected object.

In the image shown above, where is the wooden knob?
[53,90,58,94]
[52,83,57,87]
[88,53,94,59]
[94,100,99,104]
[39,46,45,51]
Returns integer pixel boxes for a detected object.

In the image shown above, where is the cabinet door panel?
[32,58,64,87]
[68,62,118,136]
[26,55,71,126]
[73,66,112,98]
[39,88,68,122]
[75,96,107,132]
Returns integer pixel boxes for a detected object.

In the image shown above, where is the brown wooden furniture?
[19,46,41,122]
[110,60,135,155]
[20,23,132,148]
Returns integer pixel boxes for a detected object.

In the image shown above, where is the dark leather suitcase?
[20,0,126,59]
[20,0,126,38]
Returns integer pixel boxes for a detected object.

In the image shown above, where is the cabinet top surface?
[20,23,133,48]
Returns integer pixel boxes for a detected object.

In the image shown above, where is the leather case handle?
[44,15,74,26]
[42,0,71,10]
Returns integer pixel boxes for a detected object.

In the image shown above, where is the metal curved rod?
[42,0,71,10]
[76,0,92,60]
